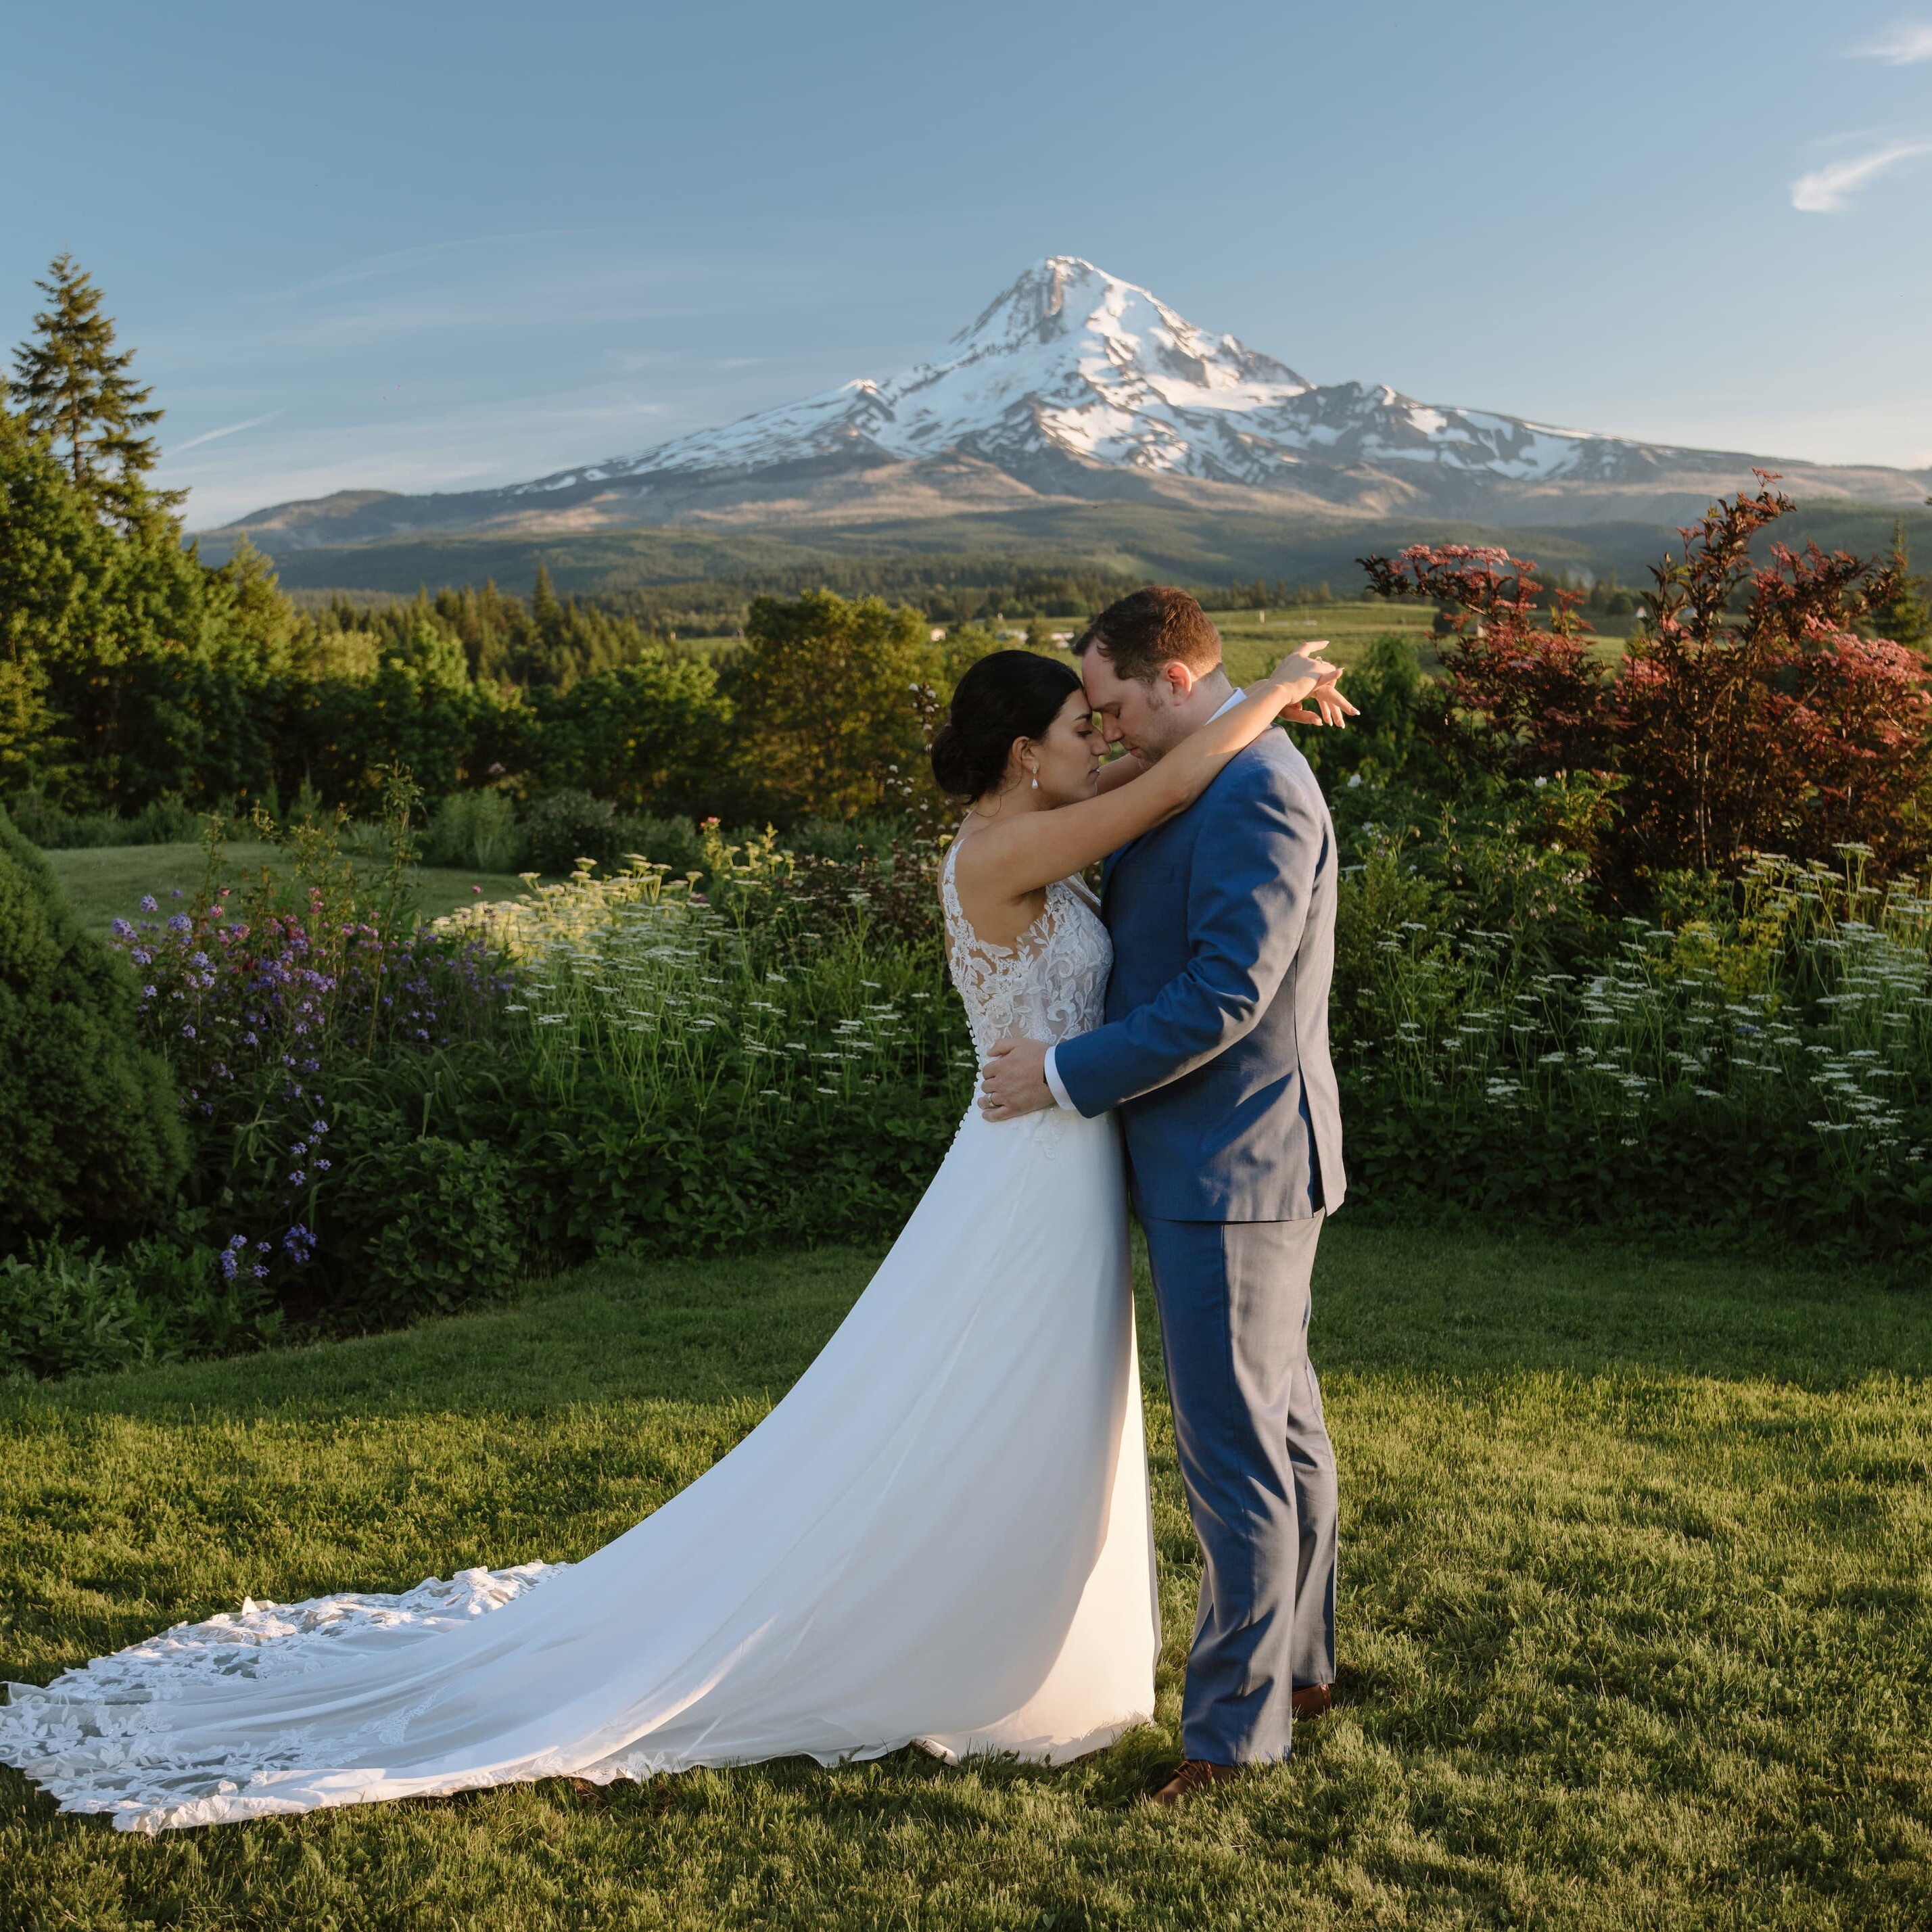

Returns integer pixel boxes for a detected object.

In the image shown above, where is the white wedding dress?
[0,848,1158,1832]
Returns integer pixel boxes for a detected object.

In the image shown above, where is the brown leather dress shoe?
[1150,1759,1242,1808]
[1292,1682,1333,1721]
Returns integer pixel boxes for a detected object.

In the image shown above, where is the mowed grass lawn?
[3,1222,1929,1930]
[1208,599,1639,688]
[1210,602,1441,690]
[43,842,530,931]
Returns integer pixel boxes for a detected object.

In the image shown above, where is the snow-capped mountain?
[514,256,1677,499]
[211,256,1931,551]
[517,258,1322,494]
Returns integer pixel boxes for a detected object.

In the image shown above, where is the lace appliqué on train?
[0,1564,560,1827]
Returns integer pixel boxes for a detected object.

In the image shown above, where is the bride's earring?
[1031,774,1039,791]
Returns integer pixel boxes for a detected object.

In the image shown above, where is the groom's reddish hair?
[1074,586,1223,685]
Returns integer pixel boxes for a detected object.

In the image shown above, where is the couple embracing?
[0,588,1354,1829]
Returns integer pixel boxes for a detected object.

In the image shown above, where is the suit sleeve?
[1053,757,1323,1119]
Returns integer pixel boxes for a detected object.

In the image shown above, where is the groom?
[979,586,1345,1806]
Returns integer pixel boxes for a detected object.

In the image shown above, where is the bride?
[0,643,1344,1832]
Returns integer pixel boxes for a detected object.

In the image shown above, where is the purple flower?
[111,917,133,939]
[143,985,157,999]
[181,1024,196,1039]
[168,914,191,935]
[140,895,158,912]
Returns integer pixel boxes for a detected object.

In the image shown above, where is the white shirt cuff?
[1043,1044,1075,1112]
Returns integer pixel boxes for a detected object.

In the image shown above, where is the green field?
[1206,601,1443,688]
[216,500,1932,612]
[43,843,529,932]
[4,1222,1927,1929]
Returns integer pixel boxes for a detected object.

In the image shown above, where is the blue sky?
[5,0,1929,527]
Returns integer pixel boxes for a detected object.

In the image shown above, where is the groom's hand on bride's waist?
[979,1037,1055,1121]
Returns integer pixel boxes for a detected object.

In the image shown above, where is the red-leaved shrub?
[1361,477,1932,892]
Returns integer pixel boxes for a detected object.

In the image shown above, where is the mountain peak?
[206,256,1932,549]
[950,254,1134,348]
[534,254,1319,494]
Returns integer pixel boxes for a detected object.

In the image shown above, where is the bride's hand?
[1263,642,1356,728]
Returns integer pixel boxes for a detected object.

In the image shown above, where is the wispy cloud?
[1791,137,1932,212]
[1853,19,1932,62]
[168,410,281,455]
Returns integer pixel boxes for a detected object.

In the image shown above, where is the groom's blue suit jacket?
[1054,730,1346,1223]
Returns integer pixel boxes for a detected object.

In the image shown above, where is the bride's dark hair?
[930,649,1083,801]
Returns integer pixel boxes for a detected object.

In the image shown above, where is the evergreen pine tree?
[8,252,183,529]
[1874,519,1932,649]
[0,801,185,1240]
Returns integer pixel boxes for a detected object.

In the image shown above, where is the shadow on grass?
[6,1222,1925,1433]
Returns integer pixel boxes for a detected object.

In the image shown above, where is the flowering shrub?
[411,826,975,1263]
[105,792,513,1319]
[1361,477,1932,893]
[438,831,970,1130]
[1336,839,1932,1261]
[0,1235,277,1380]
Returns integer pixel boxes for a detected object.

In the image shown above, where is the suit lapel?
[1100,837,1141,916]
[1102,822,1159,918]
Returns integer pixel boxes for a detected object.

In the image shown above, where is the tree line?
[0,256,1034,830]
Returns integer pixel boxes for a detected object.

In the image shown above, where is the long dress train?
[0,851,1158,1831]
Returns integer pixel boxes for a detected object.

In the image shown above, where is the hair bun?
[928,720,976,799]
[930,650,1082,802]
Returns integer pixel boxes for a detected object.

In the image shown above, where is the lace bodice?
[941,839,1111,1064]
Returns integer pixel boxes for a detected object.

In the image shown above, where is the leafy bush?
[515,790,712,879]
[506,1079,964,1261]
[426,831,972,1263]
[0,1235,277,1381]
[425,788,523,871]
[1362,479,1932,895]
[620,813,708,880]
[333,1135,523,1326]
[1333,834,1932,1266]
[104,791,514,1326]
[442,834,967,1125]
[517,788,625,875]
[1294,634,1459,795]
[0,803,185,1243]
[7,793,205,849]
